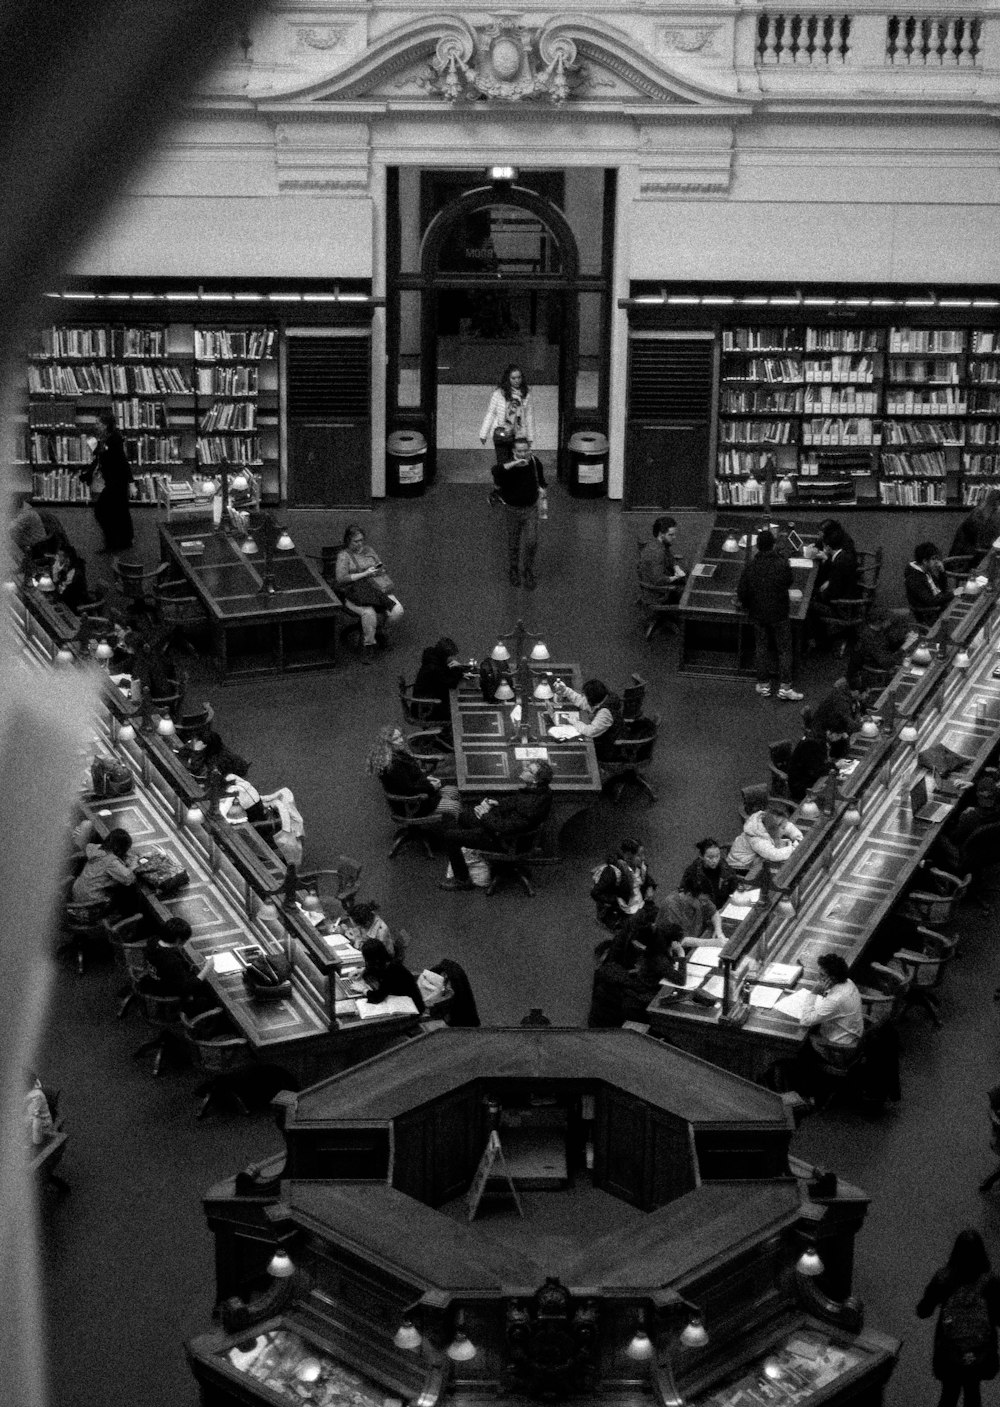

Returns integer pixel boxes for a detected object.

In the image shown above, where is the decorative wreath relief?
[425,17,582,105]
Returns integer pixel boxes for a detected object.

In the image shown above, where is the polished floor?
[36,484,999,1407]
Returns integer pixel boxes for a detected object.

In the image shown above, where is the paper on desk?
[760,961,803,987]
[721,898,754,922]
[748,985,785,1010]
[790,556,813,568]
[836,757,859,775]
[546,725,578,741]
[689,945,725,967]
[701,974,725,1000]
[775,988,814,1022]
[514,746,549,760]
[212,951,242,975]
[356,994,419,1019]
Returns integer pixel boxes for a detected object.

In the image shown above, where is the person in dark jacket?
[787,729,833,803]
[429,958,481,1027]
[360,939,426,1014]
[143,916,215,1012]
[439,760,553,890]
[591,839,657,930]
[950,490,1000,569]
[553,677,624,762]
[366,725,460,819]
[680,838,739,909]
[808,521,861,649]
[84,408,134,553]
[916,1228,1000,1407]
[737,529,803,701]
[847,612,910,691]
[492,435,547,589]
[905,541,954,627]
[810,678,864,746]
[412,636,465,723]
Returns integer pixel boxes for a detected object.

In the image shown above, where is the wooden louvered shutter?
[624,334,714,509]
[286,331,371,508]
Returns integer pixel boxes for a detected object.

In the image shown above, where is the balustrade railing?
[755,11,986,69]
[886,14,981,65]
[757,13,853,65]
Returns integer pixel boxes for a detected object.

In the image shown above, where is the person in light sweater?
[479,363,535,464]
[727,809,803,872]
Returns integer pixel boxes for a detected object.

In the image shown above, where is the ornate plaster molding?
[272,119,370,192]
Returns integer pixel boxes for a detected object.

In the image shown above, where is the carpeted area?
[34,483,994,1407]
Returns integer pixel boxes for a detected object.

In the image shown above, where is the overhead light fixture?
[394,1319,422,1351]
[626,1313,654,1361]
[796,1243,824,1277]
[186,805,204,826]
[529,640,550,661]
[666,295,700,305]
[276,530,295,552]
[267,1249,295,1279]
[679,1314,709,1349]
[491,641,510,662]
[118,722,136,744]
[702,296,735,305]
[488,165,517,183]
[446,1312,478,1362]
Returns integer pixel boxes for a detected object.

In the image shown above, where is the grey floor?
[34,482,998,1407]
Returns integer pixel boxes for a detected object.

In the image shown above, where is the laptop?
[909,776,953,824]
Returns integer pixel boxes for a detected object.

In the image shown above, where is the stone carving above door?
[423,16,583,105]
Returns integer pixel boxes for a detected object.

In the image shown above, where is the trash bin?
[567,431,609,498]
[386,430,428,497]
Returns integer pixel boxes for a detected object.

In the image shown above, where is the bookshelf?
[25,321,280,507]
[714,322,1000,509]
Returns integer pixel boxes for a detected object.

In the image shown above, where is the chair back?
[398,675,440,727]
[155,581,207,628]
[611,714,658,766]
[320,546,339,583]
[856,547,883,594]
[121,939,152,988]
[959,820,1000,875]
[622,674,647,723]
[140,990,183,1026]
[894,949,945,990]
[860,988,897,1028]
[115,560,168,600]
[383,790,440,823]
[739,782,770,820]
[175,703,214,741]
[64,900,110,933]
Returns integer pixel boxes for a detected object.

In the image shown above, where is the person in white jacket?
[479,363,534,464]
[727,808,803,872]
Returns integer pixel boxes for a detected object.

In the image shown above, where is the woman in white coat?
[479,363,534,464]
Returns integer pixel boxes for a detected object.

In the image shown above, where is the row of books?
[194,328,275,361]
[885,390,966,414]
[965,454,1000,473]
[31,469,171,502]
[968,362,1000,384]
[722,328,801,351]
[964,480,1000,501]
[802,357,876,383]
[968,423,1000,444]
[881,451,947,477]
[194,366,261,395]
[887,358,961,385]
[879,481,947,505]
[123,435,184,465]
[805,328,879,352]
[35,327,170,360]
[195,436,263,465]
[889,328,966,353]
[27,363,193,395]
[718,420,797,444]
[802,418,878,445]
[720,390,803,413]
[882,421,963,445]
[716,450,782,476]
[727,358,802,382]
[28,399,76,428]
[803,387,878,413]
[30,433,92,464]
[199,403,257,432]
[112,398,169,429]
[971,391,1000,413]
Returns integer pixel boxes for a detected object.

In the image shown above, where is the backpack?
[91,756,133,798]
[940,1277,995,1373]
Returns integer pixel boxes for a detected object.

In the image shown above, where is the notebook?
[775,988,813,1022]
[356,994,419,1019]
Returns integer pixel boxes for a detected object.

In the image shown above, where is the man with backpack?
[917,1228,1000,1406]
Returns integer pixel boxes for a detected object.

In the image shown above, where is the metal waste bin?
[386,430,428,497]
[567,430,609,498]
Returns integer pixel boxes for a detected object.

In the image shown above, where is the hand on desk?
[474,798,498,820]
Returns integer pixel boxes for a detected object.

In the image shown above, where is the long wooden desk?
[678,513,818,678]
[449,663,601,799]
[648,569,1000,1082]
[158,522,341,680]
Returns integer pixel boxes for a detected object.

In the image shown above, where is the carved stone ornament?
[294,26,350,53]
[425,15,583,105]
[657,25,722,57]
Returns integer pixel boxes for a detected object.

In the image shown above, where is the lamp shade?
[533,679,554,701]
[199,476,216,497]
[777,896,796,918]
[258,902,279,923]
[796,1245,824,1277]
[186,805,204,826]
[393,1320,422,1351]
[37,573,54,592]
[860,718,879,738]
[302,892,321,911]
[446,1332,477,1363]
[799,796,821,821]
[680,1316,709,1349]
[722,534,739,554]
[495,680,514,702]
[229,472,249,493]
[530,640,550,661]
[118,722,136,744]
[241,537,258,555]
[912,644,932,666]
[94,641,113,661]
[955,649,971,670]
[157,716,176,737]
[626,1328,654,1361]
[276,530,294,551]
[900,723,918,744]
[491,641,510,661]
[488,165,517,182]
[267,1249,294,1279]
[55,648,74,666]
[843,803,862,827]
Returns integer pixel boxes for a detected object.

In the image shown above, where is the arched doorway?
[386,171,614,483]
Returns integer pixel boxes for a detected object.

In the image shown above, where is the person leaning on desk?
[550,677,624,761]
[792,952,865,1100]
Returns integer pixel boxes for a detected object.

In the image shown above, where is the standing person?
[951,489,1000,569]
[737,528,803,701]
[590,839,657,930]
[335,523,405,662]
[638,516,686,598]
[84,408,134,554]
[905,541,955,627]
[492,436,547,590]
[917,1229,1000,1407]
[479,363,535,465]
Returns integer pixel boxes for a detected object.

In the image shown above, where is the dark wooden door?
[593,1088,647,1208]
[625,335,714,508]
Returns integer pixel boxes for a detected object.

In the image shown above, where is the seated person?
[71,827,140,914]
[808,522,861,647]
[335,523,404,659]
[640,918,688,985]
[638,516,686,597]
[367,725,460,819]
[949,488,1000,569]
[934,771,1000,873]
[10,501,70,569]
[904,541,954,626]
[440,760,553,891]
[412,637,465,723]
[350,900,403,960]
[728,809,803,873]
[591,839,657,931]
[143,916,215,1012]
[794,952,864,1098]
[810,678,864,749]
[787,728,833,803]
[680,837,739,909]
[816,517,857,560]
[359,938,425,1014]
[23,1070,55,1147]
[847,612,911,691]
[551,677,624,762]
[654,881,725,946]
[194,730,250,780]
[50,543,91,613]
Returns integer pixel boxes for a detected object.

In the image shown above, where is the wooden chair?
[113,559,169,607]
[637,579,682,642]
[858,961,911,1028]
[855,547,883,595]
[398,674,445,730]
[943,554,978,588]
[738,784,796,824]
[149,681,185,720]
[901,867,970,930]
[181,1008,254,1119]
[890,927,956,1028]
[174,702,215,745]
[383,791,444,859]
[297,856,363,916]
[105,913,147,1017]
[133,990,185,1077]
[621,673,647,723]
[602,713,660,804]
[58,899,112,975]
[859,664,895,702]
[767,739,794,799]
[476,824,561,898]
[958,820,1000,895]
[154,579,209,652]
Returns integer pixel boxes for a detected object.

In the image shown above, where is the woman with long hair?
[335,523,404,662]
[479,363,535,465]
[917,1228,1000,1407]
[366,725,460,818]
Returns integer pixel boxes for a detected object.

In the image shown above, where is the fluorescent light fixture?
[268,292,302,301]
[302,293,343,302]
[62,292,97,299]
[105,293,131,300]
[803,298,836,305]
[973,299,1000,307]
[702,295,735,304]
[903,298,935,306]
[633,295,664,304]
[164,293,200,301]
[337,293,371,302]
[741,296,769,305]
[44,292,63,299]
[844,298,871,306]
[232,292,264,301]
[488,164,517,182]
[869,298,894,306]
[666,295,699,304]
[769,296,800,305]
[199,292,233,301]
[939,299,972,307]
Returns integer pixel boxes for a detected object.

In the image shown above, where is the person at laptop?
[639,516,686,598]
[934,772,1000,873]
[359,939,425,1014]
[904,541,954,627]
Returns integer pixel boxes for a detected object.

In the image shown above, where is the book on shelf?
[719,419,796,445]
[727,357,801,383]
[198,402,258,433]
[883,421,963,446]
[802,355,875,384]
[971,331,1000,354]
[195,365,260,396]
[879,480,947,506]
[889,357,960,385]
[804,328,879,352]
[196,436,263,466]
[889,327,966,354]
[722,327,802,352]
[802,417,876,447]
[880,451,947,477]
[194,328,275,361]
[38,326,108,359]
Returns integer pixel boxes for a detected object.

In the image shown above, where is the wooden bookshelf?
[194,327,278,501]
[714,321,1000,509]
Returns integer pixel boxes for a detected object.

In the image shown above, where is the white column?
[608,164,637,502]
